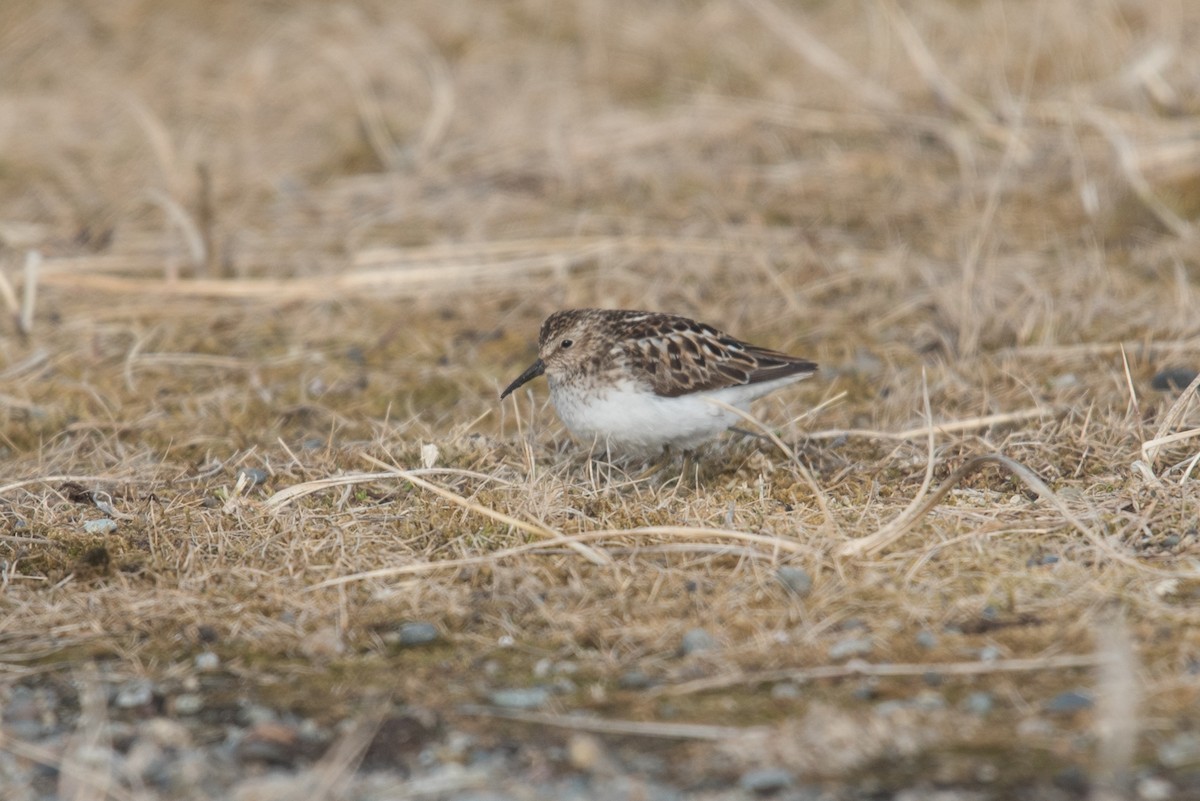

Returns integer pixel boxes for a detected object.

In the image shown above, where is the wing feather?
[616,313,816,398]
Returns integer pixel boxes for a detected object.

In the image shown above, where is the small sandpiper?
[500,308,817,454]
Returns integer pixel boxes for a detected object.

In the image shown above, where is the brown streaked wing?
[620,316,816,398]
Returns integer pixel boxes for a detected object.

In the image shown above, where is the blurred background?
[3,0,1197,432]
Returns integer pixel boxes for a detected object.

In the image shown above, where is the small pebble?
[738,767,794,795]
[963,691,994,716]
[488,687,550,710]
[828,637,873,661]
[915,631,938,650]
[394,621,441,647]
[1050,373,1079,390]
[237,704,279,727]
[1151,367,1199,391]
[913,690,946,710]
[1055,766,1089,793]
[1137,776,1176,801]
[1043,689,1093,714]
[567,733,607,772]
[140,717,192,748]
[173,694,204,715]
[194,651,220,671]
[874,700,908,716]
[776,566,813,597]
[1157,732,1200,768]
[679,628,715,656]
[231,775,304,801]
[83,518,118,535]
[978,645,1002,662]
[114,680,154,709]
[235,467,269,487]
[617,670,653,690]
[770,682,802,700]
[852,679,879,701]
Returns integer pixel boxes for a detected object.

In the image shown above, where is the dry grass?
[2,0,1200,793]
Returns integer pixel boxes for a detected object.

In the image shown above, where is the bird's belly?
[549,382,737,453]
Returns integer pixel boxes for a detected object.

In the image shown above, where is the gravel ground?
[3,664,1197,801]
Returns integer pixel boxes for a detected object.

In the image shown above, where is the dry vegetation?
[2,0,1200,797]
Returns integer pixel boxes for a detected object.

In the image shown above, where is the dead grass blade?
[19,249,40,336]
[656,653,1103,697]
[1142,370,1200,467]
[457,705,745,741]
[807,406,1052,441]
[999,340,1200,359]
[837,368,939,556]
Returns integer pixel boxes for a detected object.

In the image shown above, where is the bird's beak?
[500,359,545,399]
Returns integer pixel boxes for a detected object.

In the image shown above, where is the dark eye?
[560,339,574,349]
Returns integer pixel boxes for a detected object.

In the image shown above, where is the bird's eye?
[560,339,574,349]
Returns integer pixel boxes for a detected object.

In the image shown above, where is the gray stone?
[83,518,118,535]
[914,690,947,710]
[1043,689,1093,714]
[395,621,440,647]
[1137,776,1175,801]
[173,694,204,715]
[915,630,938,649]
[739,767,794,794]
[195,651,220,671]
[978,645,1002,662]
[679,628,715,656]
[776,566,813,597]
[618,670,654,689]
[114,680,154,709]
[771,682,802,700]
[1157,732,1200,768]
[963,691,994,716]
[828,636,873,660]
[488,687,551,710]
[1151,367,1199,392]
[236,467,269,487]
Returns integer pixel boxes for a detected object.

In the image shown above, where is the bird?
[500,308,817,455]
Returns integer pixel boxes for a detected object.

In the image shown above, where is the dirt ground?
[1,1,1199,799]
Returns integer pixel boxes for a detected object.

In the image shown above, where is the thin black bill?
[499,359,545,399]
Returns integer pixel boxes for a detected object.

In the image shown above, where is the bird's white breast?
[547,375,808,454]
